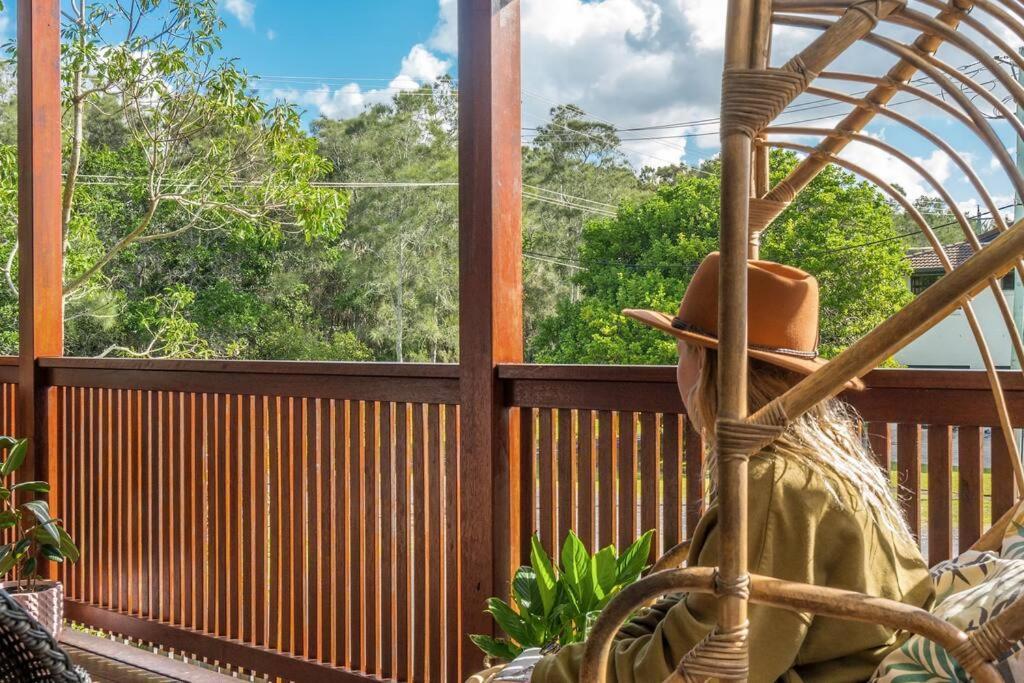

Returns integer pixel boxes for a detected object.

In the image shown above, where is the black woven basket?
[0,588,89,682]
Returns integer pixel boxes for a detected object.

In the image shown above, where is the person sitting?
[527,253,933,682]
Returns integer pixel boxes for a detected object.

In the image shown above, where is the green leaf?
[560,531,592,608]
[20,556,35,579]
[0,439,27,477]
[21,500,59,545]
[469,634,522,662]
[40,545,63,562]
[592,546,618,598]
[512,566,537,614]
[530,535,557,617]
[616,530,654,584]
[57,527,79,563]
[485,597,531,645]
[11,481,49,494]
[0,510,17,529]
[0,436,20,451]
[0,545,13,574]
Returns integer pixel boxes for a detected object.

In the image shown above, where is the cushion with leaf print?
[871,503,1024,682]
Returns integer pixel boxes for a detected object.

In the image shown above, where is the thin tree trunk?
[64,197,160,295]
[62,1,88,253]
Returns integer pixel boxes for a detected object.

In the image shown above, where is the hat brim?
[623,309,865,391]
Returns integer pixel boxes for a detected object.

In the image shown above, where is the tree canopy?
[528,151,914,364]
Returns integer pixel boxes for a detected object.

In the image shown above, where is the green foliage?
[0,438,78,593]
[0,0,350,359]
[471,531,653,662]
[529,151,914,364]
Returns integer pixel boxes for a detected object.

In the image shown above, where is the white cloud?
[266,29,276,41]
[275,43,450,120]
[429,0,458,55]
[221,0,255,29]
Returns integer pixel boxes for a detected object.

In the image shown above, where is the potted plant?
[471,530,653,665]
[0,436,78,637]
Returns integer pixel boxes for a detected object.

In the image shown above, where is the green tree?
[529,151,913,364]
[522,105,645,340]
[313,81,459,362]
[0,0,348,358]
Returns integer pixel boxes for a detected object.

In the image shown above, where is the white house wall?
[894,287,1017,369]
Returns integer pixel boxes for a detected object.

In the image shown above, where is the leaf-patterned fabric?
[872,503,1024,682]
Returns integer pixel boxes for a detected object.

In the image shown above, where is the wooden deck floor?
[61,630,243,683]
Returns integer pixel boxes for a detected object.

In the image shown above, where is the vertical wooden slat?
[240,395,254,643]
[292,398,306,658]
[957,425,984,551]
[89,388,98,606]
[538,409,555,556]
[316,399,331,661]
[331,399,347,667]
[255,395,267,649]
[556,408,573,546]
[518,407,535,565]
[927,425,952,566]
[379,402,394,678]
[268,395,281,651]
[304,398,318,661]
[639,413,658,558]
[192,393,203,634]
[105,389,115,609]
[662,414,681,551]
[346,400,361,668]
[218,394,231,638]
[596,410,614,548]
[412,404,427,681]
[394,403,410,681]
[160,392,172,623]
[577,411,595,550]
[428,403,443,683]
[175,393,186,626]
[141,391,152,619]
[684,418,704,538]
[992,426,1016,522]
[364,401,379,674]
[444,403,460,683]
[617,412,636,550]
[897,423,922,540]
[182,393,195,630]
[867,422,891,474]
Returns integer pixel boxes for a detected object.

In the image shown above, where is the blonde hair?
[684,343,912,540]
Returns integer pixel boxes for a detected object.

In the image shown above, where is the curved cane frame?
[580,1,1024,680]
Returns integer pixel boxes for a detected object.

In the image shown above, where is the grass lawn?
[905,466,993,529]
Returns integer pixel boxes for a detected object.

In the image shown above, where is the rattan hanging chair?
[0,588,89,682]
[578,1,1024,681]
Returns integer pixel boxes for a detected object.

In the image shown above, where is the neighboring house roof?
[907,228,1000,273]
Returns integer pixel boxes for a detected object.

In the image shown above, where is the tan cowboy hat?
[624,252,864,389]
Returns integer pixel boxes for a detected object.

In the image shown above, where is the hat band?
[671,317,820,360]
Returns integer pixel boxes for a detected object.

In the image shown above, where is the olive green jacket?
[531,454,934,683]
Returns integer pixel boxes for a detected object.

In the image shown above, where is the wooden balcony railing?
[0,357,1019,682]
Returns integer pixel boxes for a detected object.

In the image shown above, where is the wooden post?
[457,0,523,678]
[17,0,63,488]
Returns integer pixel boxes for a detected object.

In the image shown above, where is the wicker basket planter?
[0,580,64,639]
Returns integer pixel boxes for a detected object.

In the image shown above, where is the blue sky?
[209,0,1022,218]
[2,0,1022,217]
[215,2,447,100]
